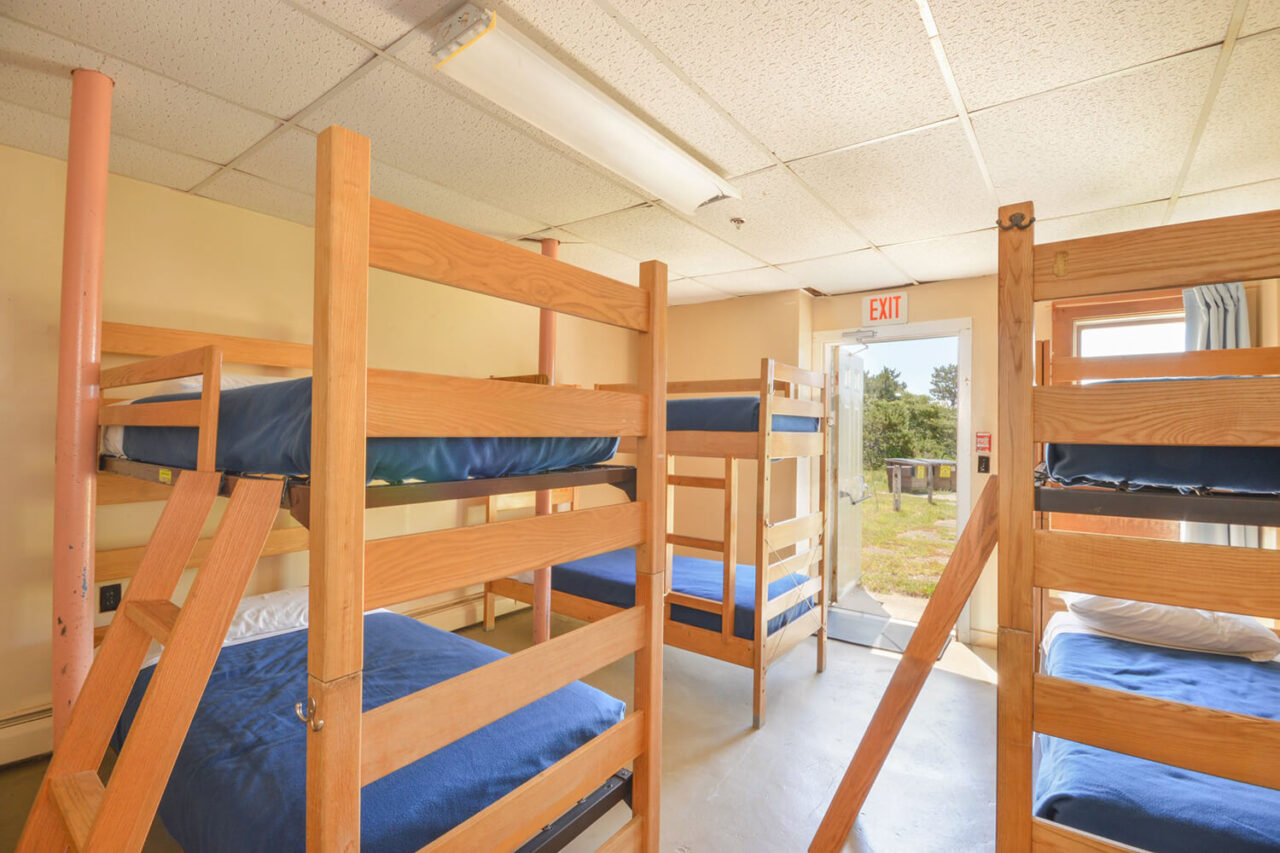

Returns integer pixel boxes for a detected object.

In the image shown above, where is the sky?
[852,335,958,397]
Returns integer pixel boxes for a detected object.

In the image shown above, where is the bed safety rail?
[99,344,223,471]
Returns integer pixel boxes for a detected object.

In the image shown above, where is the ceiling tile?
[692,266,801,297]
[236,127,318,194]
[972,50,1216,219]
[1033,201,1167,243]
[0,19,279,163]
[880,229,997,282]
[930,0,1235,110]
[1183,31,1280,194]
[3,0,373,118]
[1171,178,1280,224]
[302,60,639,224]
[0,100,219,191]
[374,161,546,239]
[777,250,910,294]
[393,0,772,177]
[607,0,954,161]
[563,205,760,278]
[791,121,992,246]
[1244,1,1280,35]
[522,229,647,285]
[689,167,867,264]
[669,278,732,305]
[196,170,315,226]
[290,0,454,49]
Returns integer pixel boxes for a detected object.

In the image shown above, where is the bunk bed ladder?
[18,473,283,853]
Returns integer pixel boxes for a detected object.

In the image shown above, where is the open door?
[830,345,866,602]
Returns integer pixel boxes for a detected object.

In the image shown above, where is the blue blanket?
[112,612,625,852]
[1045,443,1280,495]
[668,396,819,433]
[552,547,815,640]
[119,378,619,483]
[1036,632,1280,851]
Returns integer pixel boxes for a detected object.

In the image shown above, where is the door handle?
[840,483,872,505]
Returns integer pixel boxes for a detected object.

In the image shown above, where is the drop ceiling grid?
[1182,29,1280,194]
[561,204,763,278]
[790,121,994,246]
[1,0,375,118]
[971,48,1220,219]
[928,0,1238,111]
[604,0,956,162]
[0,16,281,165]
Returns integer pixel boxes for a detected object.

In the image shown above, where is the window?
[1077,312,1185,358]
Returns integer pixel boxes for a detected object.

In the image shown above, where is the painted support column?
[532,238,558,644]
[52,68,113,744]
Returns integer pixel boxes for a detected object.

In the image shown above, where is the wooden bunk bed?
[487,360,828,729]
[996,202,1280,851]
[21,115,668,851]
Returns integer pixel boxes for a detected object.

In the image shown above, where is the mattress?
[552,547,815,640]
[1036,616,1280,852]
[1043,377,1280,495]
[108,377,620,483]
[111,612,625,852]
[668,396,820,433]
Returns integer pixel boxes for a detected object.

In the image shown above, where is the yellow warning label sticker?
[159,469,172,485]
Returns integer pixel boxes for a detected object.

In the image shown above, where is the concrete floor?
[0,611,996,852]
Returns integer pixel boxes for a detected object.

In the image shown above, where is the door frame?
[813,317,975,642]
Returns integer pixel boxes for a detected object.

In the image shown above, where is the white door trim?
[813,318,975,642]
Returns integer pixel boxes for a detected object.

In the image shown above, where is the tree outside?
[858,362,958,609]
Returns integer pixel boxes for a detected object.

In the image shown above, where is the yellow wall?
[0,144,636,756]
[667,290,814,562]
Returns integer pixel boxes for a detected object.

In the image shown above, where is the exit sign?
[862,291,908,326]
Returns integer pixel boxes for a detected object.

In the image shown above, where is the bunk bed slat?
[361,607,646,784]
[1034,530,1280,619]
[668,533,724,553]
[665,591,722,614]
[364,503,646,609]
[369,197,649,332]
[96,527,308,583]
[122,600,180,645]
[769,431,824,458]
[764,576,822,621]
[770,396,825,418]
[1034,674,1280,790]
[422,712,646,853]
[665,430,757,458]
[1030,818,1146,853]
[762,606,821,664]
[1032,208,1280,301]
[1053,346,1280,383]
[597,816,643,853]
[766,548,818,585]
[765,511,822,552]
[1034,378,1280,446]
[98,399,201,427]
[103,321,312,369]
[367,370,647,437]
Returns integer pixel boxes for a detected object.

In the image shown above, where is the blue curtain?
[1181,282,1258,547]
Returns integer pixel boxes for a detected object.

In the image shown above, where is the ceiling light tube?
[432,3,739,215]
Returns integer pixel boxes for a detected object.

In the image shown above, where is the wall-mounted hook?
[295,696,324,732]
[996,212,1035,231]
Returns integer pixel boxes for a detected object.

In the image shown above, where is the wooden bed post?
[307,125,370,853]
[721,456,739,641]
[52,68,113,744]
[817,375,829,675]
[753,358,775,730]
[532,237,559,644]
[996,201,1036,852]
[633,259,668,852]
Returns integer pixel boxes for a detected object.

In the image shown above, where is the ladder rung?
[124,599,181,645]
[49,771,104,852]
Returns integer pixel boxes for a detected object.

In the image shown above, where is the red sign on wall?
[862,291,908,326]
[976,432,991,453]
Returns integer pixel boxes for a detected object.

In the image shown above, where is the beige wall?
[0,144,636,758]
[667,290,814,562]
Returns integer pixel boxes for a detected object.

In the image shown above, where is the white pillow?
[177,372,294,393]
[225,587,311,644]
[1063,593,1280,662]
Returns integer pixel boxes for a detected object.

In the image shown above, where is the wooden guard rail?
[811,477,998,852]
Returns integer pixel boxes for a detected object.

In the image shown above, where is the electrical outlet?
[99,583,122,613]
[977,454,990,474]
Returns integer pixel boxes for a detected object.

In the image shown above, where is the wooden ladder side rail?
[17,472,220,852]
[809,476,999,853]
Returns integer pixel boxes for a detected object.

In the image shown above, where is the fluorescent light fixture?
[432,3,739,215]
